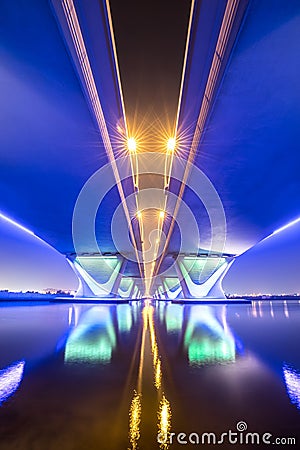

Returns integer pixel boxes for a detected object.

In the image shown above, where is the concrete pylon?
[111,257,127,297]
[174,255,191,298]
[66,256,126,298]
[174,256,235,300]
[66,258,111,298]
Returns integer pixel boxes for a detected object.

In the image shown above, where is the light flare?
[127,137,137,153]
[167,137,176,153]
[128,137,139,188]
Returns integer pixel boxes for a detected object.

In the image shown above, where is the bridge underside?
[65,252,235,301]
[1,0,299,300]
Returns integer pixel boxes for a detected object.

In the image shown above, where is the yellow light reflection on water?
[129,390,142,450]
[158,395,172,449]
[128,303,173,449]
[155,358,162,390]
[153,343,159,368]
[148,305,162,390]
[137,304,149,393]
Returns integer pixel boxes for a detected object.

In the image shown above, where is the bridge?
[0,0,299,300]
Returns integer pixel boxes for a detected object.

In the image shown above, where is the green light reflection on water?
[64,307,116,365]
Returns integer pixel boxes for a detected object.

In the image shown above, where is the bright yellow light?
[167,137,176,152]
[129,390,142,450]
[137,211,142,219]
[155,358,162,390]
[158,395,172,448]
[127,137,137,152]
[159,210,165,220]
[153,343,158,367]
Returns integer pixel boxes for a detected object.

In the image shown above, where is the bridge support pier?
[173,256,235,300]
[111,258,128,298]
[66,256,126,299]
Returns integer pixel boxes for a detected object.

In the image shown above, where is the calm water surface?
[0,300,299,449]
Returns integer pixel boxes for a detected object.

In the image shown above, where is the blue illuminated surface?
[0,360,25,406]
[169,0,300,256]
[283,364,300,410]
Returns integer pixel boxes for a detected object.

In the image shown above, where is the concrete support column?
[111,257,128,297]
[174,256,191,298]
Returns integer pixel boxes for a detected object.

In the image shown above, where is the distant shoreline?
[0,291,299,303]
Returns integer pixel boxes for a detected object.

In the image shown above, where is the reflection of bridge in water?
[0,300,299,448]
[64,304,133,365]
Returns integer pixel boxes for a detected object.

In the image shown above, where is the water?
[0,300,299,449]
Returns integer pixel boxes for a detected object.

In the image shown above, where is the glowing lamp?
[167,137,176,152]
[159,210,165,220]
[127,137,137,152]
